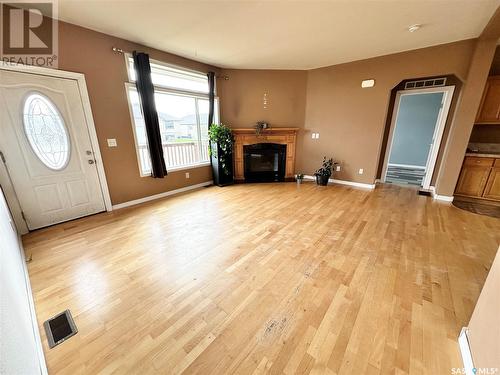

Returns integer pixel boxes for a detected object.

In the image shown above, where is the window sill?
[140,162,211,177]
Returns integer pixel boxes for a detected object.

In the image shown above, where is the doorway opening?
[381,86,455,189]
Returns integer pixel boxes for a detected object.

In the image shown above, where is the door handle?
[88,160,95,165]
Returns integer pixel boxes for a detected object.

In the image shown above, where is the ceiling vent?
[404,77,446,90]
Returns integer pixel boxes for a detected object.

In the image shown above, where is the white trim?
[458,327,475,375]
[112,181,212,210]
[429,186,454,202]
[381,86,455,190]
[20,237,48,375]
[0,61,113,220]
[304,175,375,189]
[422,86,454,189]
[167,162,211,173]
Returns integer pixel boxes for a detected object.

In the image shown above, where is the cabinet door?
[455,166,491,197]
[483,167,500,200]
[476,77,500,124]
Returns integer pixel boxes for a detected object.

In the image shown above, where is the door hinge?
[21,211,27,221]
[0,151,5,163]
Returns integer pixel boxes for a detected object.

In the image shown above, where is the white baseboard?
[458,327,475,375]
[304,175,375,189]
[112,181,213,210]
[429,186,454,202]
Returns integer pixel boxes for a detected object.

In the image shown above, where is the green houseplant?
[208,123,234,186]
[314,157,338,186]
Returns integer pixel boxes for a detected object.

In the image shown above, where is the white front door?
[0,70,105,230]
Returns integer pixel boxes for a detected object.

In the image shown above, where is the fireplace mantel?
[232,127,299,181]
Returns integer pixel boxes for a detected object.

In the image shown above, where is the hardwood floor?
[23,183,500,375]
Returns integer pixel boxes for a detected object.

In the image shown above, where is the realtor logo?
[1,0,58,67]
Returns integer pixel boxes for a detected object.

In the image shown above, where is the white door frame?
[381,86,455,190]
[0,62,112,234]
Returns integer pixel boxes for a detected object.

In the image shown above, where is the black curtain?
[207,72,215,128]
[133,51,167,178]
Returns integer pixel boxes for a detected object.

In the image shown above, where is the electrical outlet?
[358,168,364,175]
[336,165,341,171]
[107,138,117,147]
[185,172,190,179]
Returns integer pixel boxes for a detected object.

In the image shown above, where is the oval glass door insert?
[23,93,70,170]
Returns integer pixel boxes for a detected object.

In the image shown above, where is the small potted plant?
[296,173,304,184]
[314,157,337,186]
[255,121,269,136]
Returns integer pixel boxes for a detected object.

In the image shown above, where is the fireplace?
[243,143,287,182]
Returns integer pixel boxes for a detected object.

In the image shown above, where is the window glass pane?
[127,87,216,175]
[127,88,151,174]
[23,93,70,170]
[155,92,203,168]
[198,99,219,163]
[128,57,208,93]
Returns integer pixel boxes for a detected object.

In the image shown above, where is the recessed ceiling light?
[408,24,422,33]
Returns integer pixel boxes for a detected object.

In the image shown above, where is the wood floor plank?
[22,183,500,374]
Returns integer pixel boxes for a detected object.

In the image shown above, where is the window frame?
[124,54,219,177]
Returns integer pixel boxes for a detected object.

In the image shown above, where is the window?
[23,93,70,170]
[125,56,219,175]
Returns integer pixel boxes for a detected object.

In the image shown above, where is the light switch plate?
[107,138,117,147]
[336,165,341,171]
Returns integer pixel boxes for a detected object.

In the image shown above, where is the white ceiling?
[57,0,500,70]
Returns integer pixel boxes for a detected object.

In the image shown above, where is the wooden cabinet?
[476,76,500,124]
[483,167,500,200]
[455,156,500,201]
[455,165,491,197]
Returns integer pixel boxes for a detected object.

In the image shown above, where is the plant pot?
[315,174,330,186]
[210,141,234,186]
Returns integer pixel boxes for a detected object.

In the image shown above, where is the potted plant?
[208,123,234,186]
[296,173,305,184]
[255,121,269,136]
[314,157,337,186]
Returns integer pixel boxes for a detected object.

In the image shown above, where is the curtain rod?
[112,47,126,54]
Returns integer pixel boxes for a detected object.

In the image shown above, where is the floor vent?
[43,309,78,348]
[404,77,446,90]
[418,189,432,196]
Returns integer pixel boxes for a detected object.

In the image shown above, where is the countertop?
[465,152,500,158]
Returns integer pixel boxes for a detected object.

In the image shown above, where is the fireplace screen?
[243,143,286,182]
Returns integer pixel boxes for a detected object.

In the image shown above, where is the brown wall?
[301,40,477,184]
[218,69,307,128]
[57,22,217,205]
[437,38,497,196]
[219,40,476,184]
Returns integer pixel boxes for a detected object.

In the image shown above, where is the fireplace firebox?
[243,143,286,182]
